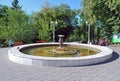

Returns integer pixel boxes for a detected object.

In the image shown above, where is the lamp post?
[86,21,92,44]
[51,21,58,42]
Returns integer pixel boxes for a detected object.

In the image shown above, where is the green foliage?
[0,5,9,38]
[1,0,119,44]
[81,0,120,42]
[11,0,21,10]
[34,2,78,41]
[0,1,80,44]
[0,5,38,43]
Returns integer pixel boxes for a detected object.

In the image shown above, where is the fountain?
[47,35,78,56]
[8,35,113,67]
[57,35,64,50]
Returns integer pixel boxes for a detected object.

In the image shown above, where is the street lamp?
[51,21,58,42]
[86,21,92,44]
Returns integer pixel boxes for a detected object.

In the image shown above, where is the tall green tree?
[34,1,78,41]
[93,0,120,40]
[0,2,38,43]
[82,0,120,42]
[11,0,21,10]
[0,5,9,38]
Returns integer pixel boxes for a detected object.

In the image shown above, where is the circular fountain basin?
[8,43,113,67]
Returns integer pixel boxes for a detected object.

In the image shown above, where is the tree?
[6,9,38,43]
[93,0,120,40]
[11,0,21,10]
[34,1,79,42]
[0,5,9,38]
[0,4,38,43]
[81,0,120,42]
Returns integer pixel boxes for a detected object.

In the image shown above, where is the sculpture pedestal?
[56,47,65,51]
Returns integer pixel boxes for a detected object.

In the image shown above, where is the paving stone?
[0,46,120,81]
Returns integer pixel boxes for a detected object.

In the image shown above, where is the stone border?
[8,43,113,67]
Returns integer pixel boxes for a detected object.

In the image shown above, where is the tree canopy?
[34,2,79,41]
[0,0,120,45]
[81,0,120,42]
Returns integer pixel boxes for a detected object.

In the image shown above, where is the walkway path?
[0,46,120,81]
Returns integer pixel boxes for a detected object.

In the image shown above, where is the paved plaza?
[0,46,120,81]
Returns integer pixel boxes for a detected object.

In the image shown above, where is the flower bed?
[14,41,23,46]
[36,40,47,43]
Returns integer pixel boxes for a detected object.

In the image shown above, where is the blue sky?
[0,0,82,14]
